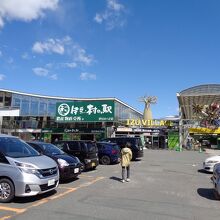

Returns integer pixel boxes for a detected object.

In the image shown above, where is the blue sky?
[0,0,220,119]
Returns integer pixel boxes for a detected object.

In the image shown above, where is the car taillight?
[112,149,118,154]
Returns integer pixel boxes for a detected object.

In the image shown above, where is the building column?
[0,116,2,133]
[179,106,183,151]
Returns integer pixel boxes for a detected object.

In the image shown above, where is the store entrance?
[81,134,94,140]
[51,134,63,143]
[144,135,167,149]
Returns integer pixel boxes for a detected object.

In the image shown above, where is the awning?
[177,84,220,120]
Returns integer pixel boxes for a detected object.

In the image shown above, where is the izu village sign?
[126,119,173,127]
[55,100,114,122]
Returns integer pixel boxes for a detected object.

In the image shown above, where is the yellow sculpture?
[139,96,157,120]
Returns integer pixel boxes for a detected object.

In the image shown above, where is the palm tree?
[192,104,203,115]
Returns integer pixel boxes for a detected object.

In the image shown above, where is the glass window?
[35,143,65,155]
[21,99,30,115]
[0,137,40,158]
[5,93,12,107]
[30,99,39,115]
[39,102,47,116]
[12,97,21,108]
[48,101,56,116]
[0,92,4,103]
[68,142,80,151]
[54,142,66,150]
[86,142,98,153]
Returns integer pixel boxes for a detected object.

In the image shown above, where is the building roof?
[0,88,143,116]
[177,84,220,120]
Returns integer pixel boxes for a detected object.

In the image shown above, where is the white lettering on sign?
[86,104,98,115]
[71,106,79,115]
[102,104,112,113]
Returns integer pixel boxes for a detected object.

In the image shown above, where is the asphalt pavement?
[1,149,220,220]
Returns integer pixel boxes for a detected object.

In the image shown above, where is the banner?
[55,100,114,122]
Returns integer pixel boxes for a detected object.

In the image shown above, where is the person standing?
[121,142,133,183]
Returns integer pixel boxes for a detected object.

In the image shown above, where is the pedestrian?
[120,142,133,183]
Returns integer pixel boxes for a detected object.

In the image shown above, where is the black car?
[53,140,99,170]
[103,137,144,160]
[97,142,120,165]
[27,141,83,180]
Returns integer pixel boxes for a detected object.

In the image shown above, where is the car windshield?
[37,143,65,155]
[86,142,98,152]
[135,138,143,147]
[0,137,40,158]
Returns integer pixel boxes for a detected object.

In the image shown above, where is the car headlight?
[84,159,91,164]
[57,158,69,168]
[15,161,43,178]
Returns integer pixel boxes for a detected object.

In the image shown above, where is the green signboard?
[55,100,114,122]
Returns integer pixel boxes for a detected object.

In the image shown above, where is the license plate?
[74,168,79,173]
[92,162,95,167]
[48,179,55,186]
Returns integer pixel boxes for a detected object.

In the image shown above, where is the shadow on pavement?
[197,188,219,201]
[60,177,79,184]
[197,169,212,174]
[13,189,57,204]
[132,158,142,162]
[109,176,122,182]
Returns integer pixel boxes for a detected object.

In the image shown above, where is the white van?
[0,134,59,203]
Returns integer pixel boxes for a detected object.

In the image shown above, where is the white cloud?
[21,52,29,59]
[0,0,59,28]
[33,67,58,80]
[46,63,53,68]
[63,62,77,68]
[94,0,126,30]
[32,38,65,55]
[80,72,96,81]
[49,74,57,80]
[0,50,2,57]
[32,36,95,66]
[0,74,5,80]
[108,0,124,11]
[32,67,48,76]
[74,47,94,66]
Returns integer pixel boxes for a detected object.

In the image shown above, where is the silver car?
[0,135,59,203]
[212,163,220,198]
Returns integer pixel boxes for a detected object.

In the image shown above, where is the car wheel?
[0,178,15,203]
[101,155,111,165]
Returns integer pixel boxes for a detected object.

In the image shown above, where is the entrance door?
[51,134,63,143]
[81,134,94,140]
[144,136,152,148]
[152,136,159,149]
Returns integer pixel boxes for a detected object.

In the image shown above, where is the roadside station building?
[0,89,142,142]
[114,117,179,149]
[177,84,220,150]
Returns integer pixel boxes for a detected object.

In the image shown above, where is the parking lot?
[1,149,220,220]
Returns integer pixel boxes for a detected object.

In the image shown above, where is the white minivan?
[0,134,59,203]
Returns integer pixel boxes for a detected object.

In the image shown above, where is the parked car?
[103,137,144,160]
[27,141,83,180]
[212,163,220,197]
[53,140,99,170]
[97,142,120,165]
[0,134,59,203]
[203,155,220,172]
